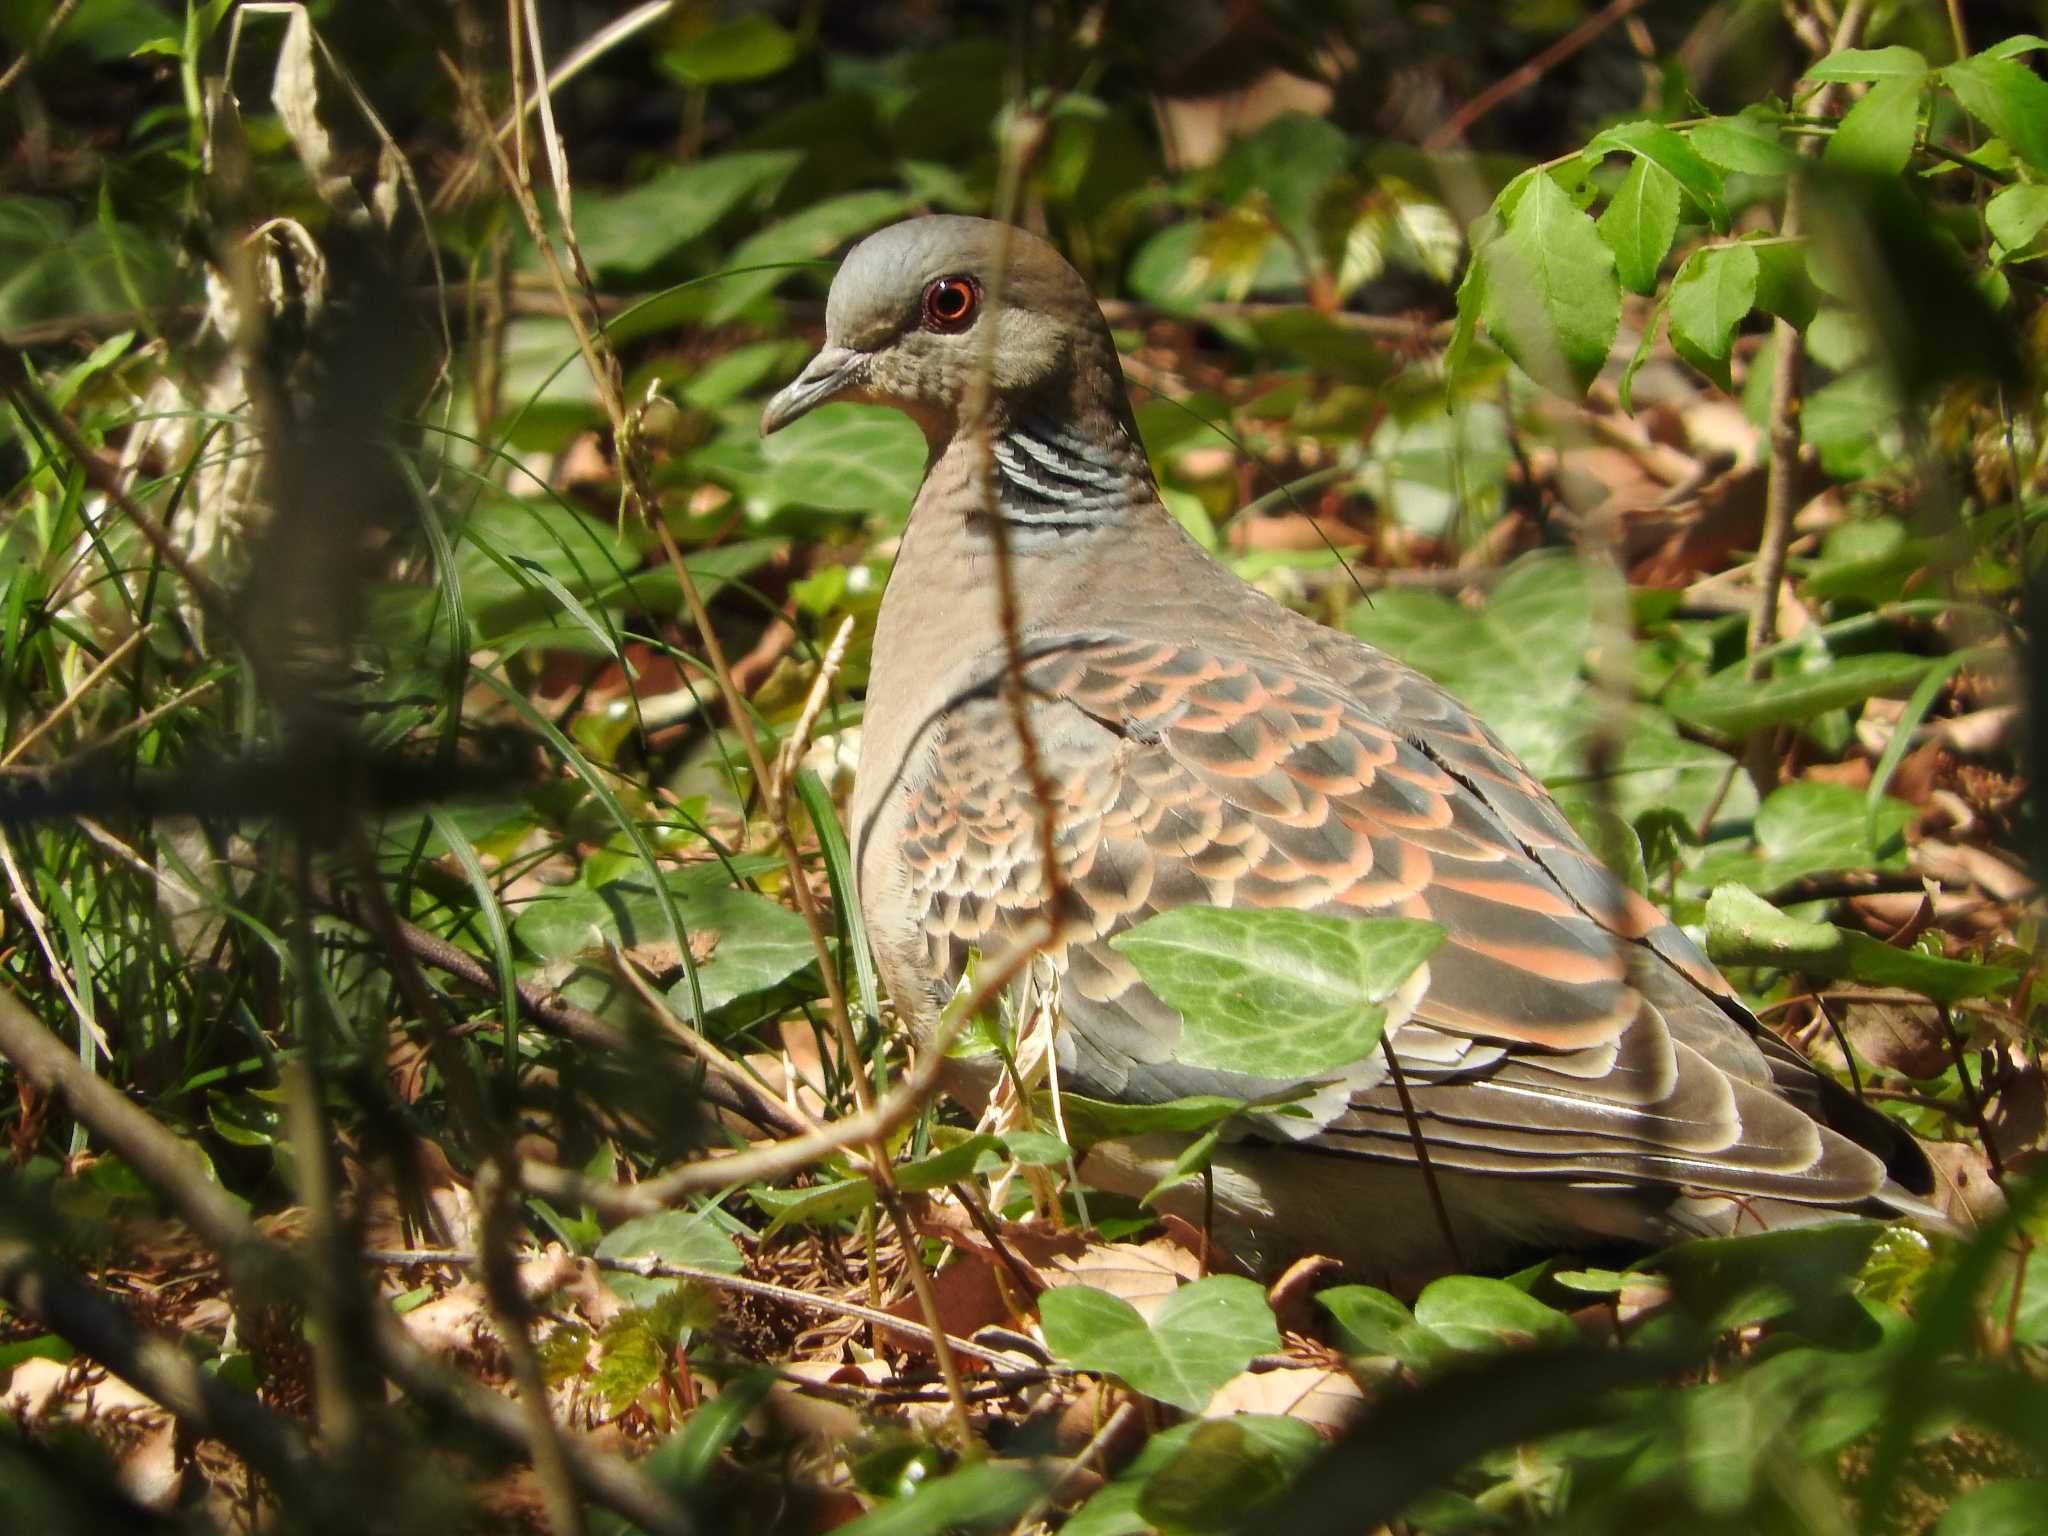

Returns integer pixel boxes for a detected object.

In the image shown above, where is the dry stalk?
[0,962,694,1535]
[444,21,979,1442]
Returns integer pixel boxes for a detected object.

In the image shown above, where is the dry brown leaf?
[1200,1362,1365,1432]
[880,1252,1015,1354]
[1046,1236,1203,1320]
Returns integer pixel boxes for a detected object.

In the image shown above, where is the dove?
[761,215,1944,1278]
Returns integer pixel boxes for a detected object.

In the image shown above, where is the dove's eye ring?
[920,275,980,332]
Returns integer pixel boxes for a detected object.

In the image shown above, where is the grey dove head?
[760,216,1125,443]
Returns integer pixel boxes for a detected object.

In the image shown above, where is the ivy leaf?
[1944,54,2048,173]
[595,1210,741,1307]
[1667,242,1760,391]
[1824,74,1924,177]
[1040,1275,1281,1411]
[1110,907,1444,1079]
[1412,1276,1578,1352]
[1598,156,1681,294]
[1476,169,1620,397]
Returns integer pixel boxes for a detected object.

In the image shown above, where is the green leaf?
[894,1133,1008,1193]
[1412,1276,1577,1352]
[1823,74,1923,176]
[1444,242,1485,381]
[752,1176,875,1234]
[1318,1284,1411,1353]
[572,151,801,279]
[1650,1223,1882,1334]
[1477,170,1619,397]
[1666,243,1759,391]
[511,869,821,1018]
[709,189,913,321]
[1704,885,2017,1002]
[1935,1481,2048,1536]
[658,14,800,85]
[1986,183,2048,255]
[1984,34,2048,60]
[1597,156,1681,294]
[594,1210,741,1307]
[1806,45,1929,82]
[758,402,927,515]
[1751,239,1819,328]
[1215,112,1354,253]
[1690,115,1799,176]
[1110,907,1444,1080]
[834,1460,1050,1536]
[1001,1130,1072,1167]
[1588,120,1729,229]
[1802,364,1904,479]
[1054,1093,1247,1144]
[1136,1417,1323,1533]
[1944,54,2048,172]
[1665,651,1936,737]
[1688,779,1911,895]
[1039,1275,1280,1411]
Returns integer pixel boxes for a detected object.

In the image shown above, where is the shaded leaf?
[1666,242,1759,392]
[1477,170,1619,396]
[1665,651,1936,737]
[1597,156,1681,295]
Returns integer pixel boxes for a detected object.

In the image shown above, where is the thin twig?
[1744,0,1871,790]
[1425,0,1653,150]
[0,979,695,1536]
[1379,1039,1465,1271]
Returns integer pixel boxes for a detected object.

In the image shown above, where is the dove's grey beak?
[760,345,865,435]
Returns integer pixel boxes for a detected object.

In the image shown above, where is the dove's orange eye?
[921,275,980,332]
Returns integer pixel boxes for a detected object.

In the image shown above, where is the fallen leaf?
[1200,1362,1365,1431]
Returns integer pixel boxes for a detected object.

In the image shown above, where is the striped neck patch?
[988,418,1144,529]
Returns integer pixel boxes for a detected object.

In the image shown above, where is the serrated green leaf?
[1690,115,1799,176]
[1598,157,1681,295]
[1040,1275,1280,1411]
[1986,183,2048,254]
[1589,120,1729,229]
[1666,242,1759,391]
[1110,907,1443,1079]
[1751,239,1819,328]
[1824,74,1923,176]
[1805,45,1928,82]
[1054,1093,1247,1144]
[1477,170,1619,396]
[1945,54,2048,171]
